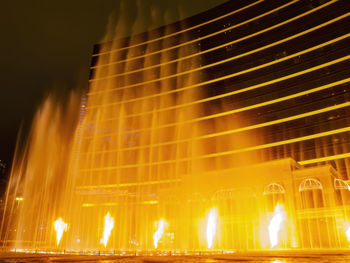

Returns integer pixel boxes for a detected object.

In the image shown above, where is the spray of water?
[206,208,217,249]
[100,212,114,248]
[153,219,166,249]
[54,218,68,246]
[268,204,285,248]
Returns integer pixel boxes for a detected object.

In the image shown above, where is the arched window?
[334,178,350,190]
[334,178,350,205]
[264,183,285,195]
[299,178,323,208]
[263,183,285,211]
[212,188,256,250]
[212,189,235,200]
[212,189,236,215]
[212,188,256,215]
[299,178,323,191]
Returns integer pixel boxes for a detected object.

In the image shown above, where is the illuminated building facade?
[75,0,350,250]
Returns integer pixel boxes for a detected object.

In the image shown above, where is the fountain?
[54,218,68,247]
[100,212,114,248]
[206,208,217,249]
[268,204,285,248]
[2,0,350,255]
[153,219,165,249]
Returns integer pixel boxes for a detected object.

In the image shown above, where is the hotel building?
[75,0,350,250]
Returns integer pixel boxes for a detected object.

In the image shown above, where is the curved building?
[75,0,350,251]
[90,0,350,177]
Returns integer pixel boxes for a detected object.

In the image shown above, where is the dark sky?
[0,0,227,168]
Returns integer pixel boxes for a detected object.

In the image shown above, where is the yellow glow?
[82,202,118,207]
[92,0,264,57]
[8,0,350,251]
[89,0,338,82]
[153,219,166,249]
[85,75,350,138]
[346,226,350,243]
[206,208,218,249]
[77,179,180,190]
[82,203,96,207]
[15,197,23,201]
[90,31,350,115]
[202,125,350,160]
[268,204,285,248]
[192,77,350,123]
[89,4,344,90]
[82,201,158,206]
[53,218,68,246]
[82,101,350,157]
[300,152,350,166]
[79,125,350,173]
[91,0,292,72]
[100,212,114,247]
[142,200,159,205]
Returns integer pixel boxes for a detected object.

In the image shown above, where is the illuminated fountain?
[54,218,68,247]
[153,219,165,249]
[2,0,350,254]
[100,212,114,248]
[268,204,285,248]
[206,208,217,249]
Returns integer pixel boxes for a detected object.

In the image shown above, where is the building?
[89,0,350,175]
[4,0,350,252]
[73,0,350,251]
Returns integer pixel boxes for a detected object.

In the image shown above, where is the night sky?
[0,0,227,170]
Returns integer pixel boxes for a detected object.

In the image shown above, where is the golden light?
[100,212,114,247]
[153,219,166,249]
[6,0,350,252]
[53,218,68,246]
[206,208,218,249]
[345,226,350,242]
[268,204,285,248]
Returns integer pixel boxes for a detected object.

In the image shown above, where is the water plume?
[153,219,165,249]
[1,92,80,249]
[100,212,114,248]
[206,208,217,249]
[346,226,350,243]
[54,218,68,246]
[268,204,285,248]
[2,0,267,252]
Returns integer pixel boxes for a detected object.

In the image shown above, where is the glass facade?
[75,0,350,250]
[88,0,350,179]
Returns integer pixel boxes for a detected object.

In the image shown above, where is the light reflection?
[100,212,114,247]
[4,0,350,253]
[206,208,218,249]
[268,204,285,248]
[346,226,350,242]
[53,218,68,246]
[153,219,166,249]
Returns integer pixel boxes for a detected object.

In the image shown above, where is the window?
[334,178,350,190]
[299,178,324,208]
[299,178,323,191]
[264,183,285,195]
[263,183,285,211]
[334,178,350,205]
